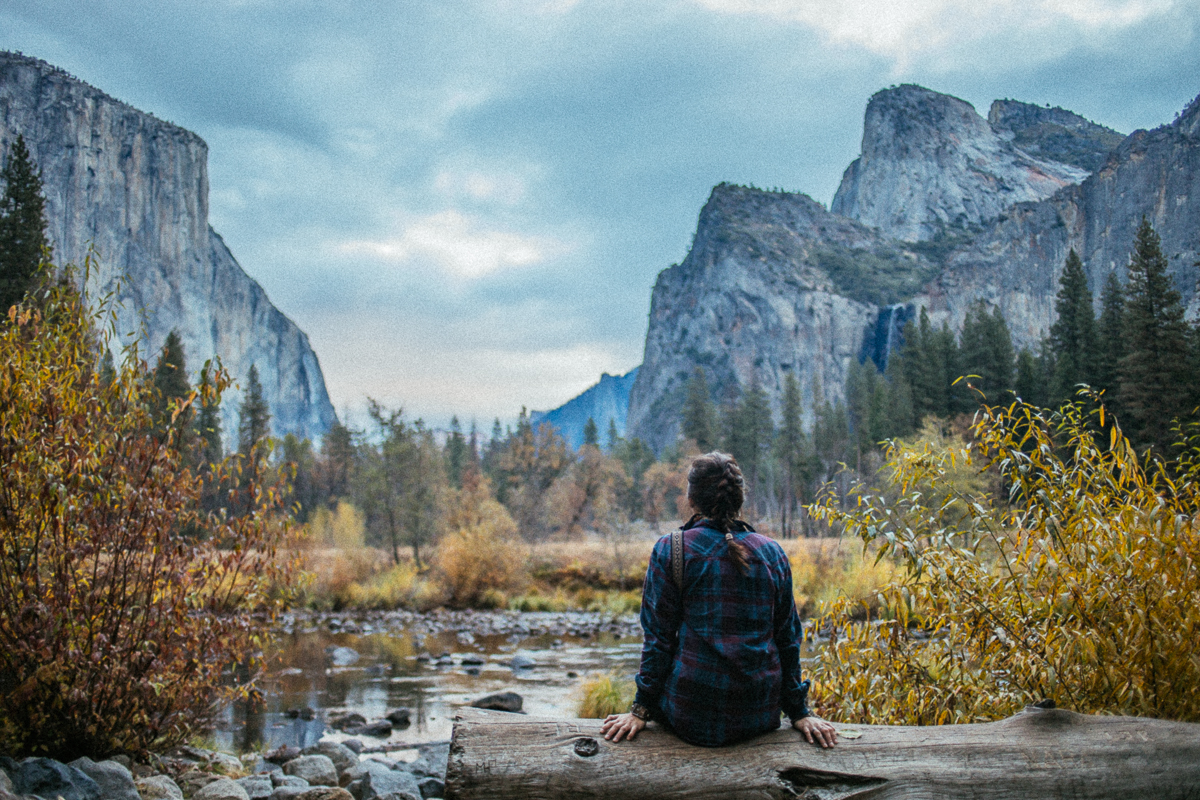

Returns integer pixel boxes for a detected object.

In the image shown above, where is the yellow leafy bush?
[809,397,1200,725]
[436,474,529,607]
[0,271,299,758]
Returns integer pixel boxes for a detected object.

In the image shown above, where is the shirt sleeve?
[634,534,683,709]
[773,550,811,720]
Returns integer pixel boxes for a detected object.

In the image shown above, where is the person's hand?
[793,715,838,748]
[601,712,647,742]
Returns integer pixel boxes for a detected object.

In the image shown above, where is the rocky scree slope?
[0,52,337,441]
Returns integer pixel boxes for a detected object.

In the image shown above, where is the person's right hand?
[793,715,838,748]
[600,712,646,742]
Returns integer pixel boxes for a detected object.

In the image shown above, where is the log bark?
[445,706,1200,799]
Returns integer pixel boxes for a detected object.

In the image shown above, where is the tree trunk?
[446,706,1200,799]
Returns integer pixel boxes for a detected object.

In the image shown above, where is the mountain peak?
[832,85,1088,241]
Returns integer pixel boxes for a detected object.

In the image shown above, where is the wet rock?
[301,742,358,779]
[68,757,139,800]
[415,653,431,663]
[459,655,484,666]
[238,775,274,800]
[285,708,317,721]
[329,712,367,732]
[508,654,535,669]
[135,775,184,800]
[384,708,412,727]
[265,746,302,765]
[327,646,360,667]
[284,756,338,788]
[346,720,392,738]
[193,777,251,800]
[12,758,101,800]
[470,691,523,713]
[416,776,444,799]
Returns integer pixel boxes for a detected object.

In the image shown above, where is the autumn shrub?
[0,271,299,759]
[576,673,636,718]
[808,396,1200,725]
[435,474,529,607]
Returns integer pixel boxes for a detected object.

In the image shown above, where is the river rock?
[407,744,448,781]
[508,654,536,669]
[284,756,337,788]
[192,777,251,800]
[416,776,444,799]
[328,713,367,732]
[469,691,523,713]
[0,770,12,794]
[327,647,360,666]
[265,746,302,765]
[210,752,246,778]
[12,757,101,800]
[341,740,363,755]
[268,788,307,800]
[68,757,139,800]
[384,709,412,727]
[271,774,309,789]
[295,789,353,800]
[178,769,223,798]
[136,775,184,800]
[359,767,421,800]
[346,720,392,738]
[301,742,358,779]
[237,775,274,800]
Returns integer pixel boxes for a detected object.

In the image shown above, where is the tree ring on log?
[574,737,600,757]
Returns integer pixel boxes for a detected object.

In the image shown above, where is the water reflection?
[213,614,644,754]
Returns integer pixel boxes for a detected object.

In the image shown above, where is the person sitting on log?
[600,451,838,748]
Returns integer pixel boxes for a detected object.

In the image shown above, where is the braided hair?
[687,452,751,573]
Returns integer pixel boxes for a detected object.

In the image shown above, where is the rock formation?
[628,85,1199,452]
[532,367,639,449]
[831,85,1091,242]
[0,52,336,442]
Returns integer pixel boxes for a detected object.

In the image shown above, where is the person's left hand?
[600,712,647,742]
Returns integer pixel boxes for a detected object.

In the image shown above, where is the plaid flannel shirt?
[633,519,810,747]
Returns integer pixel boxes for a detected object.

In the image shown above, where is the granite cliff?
[0,52,336,442]
[628,85,1199,452]
[831,85,1095,242]
[531,367,639,449]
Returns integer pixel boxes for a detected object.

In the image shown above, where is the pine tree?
[777,372,805,537]
[582,417,599,447]
[959,302,1014,406]
[682,367,717,451]
[0,135,49,312]
[1096,271,1125,401]
[151,330,192,444]
[1014,344,1053,408]
[883,355,915,438]
[1117,218,1192,453]
[194,362,223,467]
[1049,249,1099,405]
[318,420,354,504]
[606,418,620,452]
[446,416,467,488]
[237,365,272,457]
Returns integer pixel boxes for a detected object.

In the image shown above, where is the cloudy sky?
[3,0,1198,430]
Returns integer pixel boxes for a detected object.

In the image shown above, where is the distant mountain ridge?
[0,52,337,442]
[627,84,1200,452]
[531,367,639,449]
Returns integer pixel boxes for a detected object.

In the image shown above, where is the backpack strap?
[670,527,684,591]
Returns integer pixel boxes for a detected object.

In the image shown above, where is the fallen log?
[445,705,1200,799]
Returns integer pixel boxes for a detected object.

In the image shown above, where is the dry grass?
[576,673,636,718]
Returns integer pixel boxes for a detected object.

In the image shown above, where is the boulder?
[346,721,392,738]
[268,787,307,800]
[177,769,223,798]
[384,709,412,727]
[341,741,363,756]
[508,654,535,670]
[416,776,444,799]
[271,774,309,789]
[469,692,523,713]
[12,758,101,800]
[192,777,251,800]
[359,767,421,800]
[301,742,358,778]
[0,770,12,794]
[237,775,275,800]
[209,753,245,778]
[265,745,302,765]
[68,757,139,800]
[295,789,354,800]
[407,744,448,781]
[135,774,184,800]
[328,713,367,732]
[283,756,338,788]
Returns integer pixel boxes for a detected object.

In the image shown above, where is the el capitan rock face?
[831,84,1091,242]
[0,52,336,441]
[628,86,1199,451]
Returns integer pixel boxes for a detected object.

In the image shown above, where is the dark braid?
[687,452,751,573]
